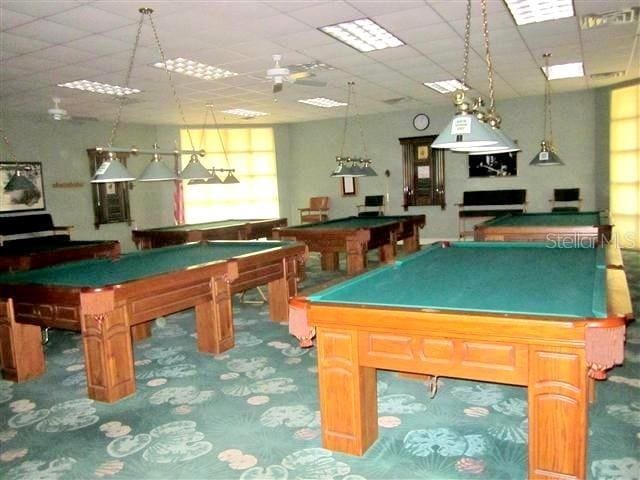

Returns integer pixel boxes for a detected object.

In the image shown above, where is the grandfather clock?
[87,149,132,229]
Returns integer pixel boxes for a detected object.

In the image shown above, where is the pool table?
[474,211,612,246]
[272,215,425,276]
[0,240,121,272]
[307,242,632,480]
[132,218,288,249]
[0,240,307,403]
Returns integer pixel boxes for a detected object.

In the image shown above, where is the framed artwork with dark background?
[469,152,517,177]
[341,176,357,196]
[0,162,45,213]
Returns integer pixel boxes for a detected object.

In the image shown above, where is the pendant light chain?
[543,53,553,148]
[146,10,196,152]
[352,83,368,159]
[481,0,496,114]
[198,107,210,152]
[461,0,472,89]
[339,82,354,157]
[210,108,232,168]
[108,12,144,147]
[0,128,19,163]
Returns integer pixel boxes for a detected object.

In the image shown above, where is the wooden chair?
[550,188,582,212]
[299,196,329,223]
[357,195,384,217]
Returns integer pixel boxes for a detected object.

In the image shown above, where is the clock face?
[413,113,430,131]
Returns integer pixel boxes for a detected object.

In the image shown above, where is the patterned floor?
[0,250,638,480]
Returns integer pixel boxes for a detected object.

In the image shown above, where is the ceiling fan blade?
[288,70,312,81]
[273,82,283,93]
[293,79,327,87]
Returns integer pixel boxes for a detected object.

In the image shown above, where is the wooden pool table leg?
[378,243,395,264]
[0,299,45,382]
[267,256,300,322]
[131,322,152,341]
[267,277,288,322]
[403,230,420,253]
[528,345,588,480]
[195,276,234,354]
[80,299,136,403]
[316,327,378,455]
[320,252,339,271]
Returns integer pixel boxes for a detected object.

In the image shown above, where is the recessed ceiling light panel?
[221,108,268,118]
[57,80,141,96]
[319,18,404,52]
[423,79,469,94]
[543,62,584,80]
[153,58,238,80]
[504,0,574,26]
[298,98,348,108]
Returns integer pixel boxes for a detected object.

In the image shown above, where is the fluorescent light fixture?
[504,0,574,25]
[543,62,584,80]
[58,80,140,96]
[221,108,268,118]
[423,79,469,94]
[298,97,348,108]
[153,58,237,80]
[319,18,404,52]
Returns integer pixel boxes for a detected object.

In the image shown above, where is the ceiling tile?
[47,5,135,32]
[0,9,36,30]
[0,31,53,54]
[1,1,83,17]
[6,18,89,43]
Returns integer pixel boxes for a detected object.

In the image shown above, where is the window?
[180,128,279,223]
[610,83,640,248]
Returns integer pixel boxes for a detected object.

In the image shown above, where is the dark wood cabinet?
[87,149,132,228]
[399,135,446,210]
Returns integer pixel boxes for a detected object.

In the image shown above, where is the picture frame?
[469,152,517,177]
[341,176,357,196]
[0,162,46,213]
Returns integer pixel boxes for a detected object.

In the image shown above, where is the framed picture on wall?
[341,176,357,196]
[0,162,46,213]
[469,152,517,177]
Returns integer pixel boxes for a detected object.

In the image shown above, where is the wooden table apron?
[273,215,424,276]
[0,241,121,272]
[308,277,627,480]
[132,218,288,249]
[473,212,612,245]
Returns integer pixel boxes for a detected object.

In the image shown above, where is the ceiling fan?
[265,54,328,93]
[47,97,70,120]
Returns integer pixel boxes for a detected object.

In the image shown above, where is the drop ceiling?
[1,0,638,126]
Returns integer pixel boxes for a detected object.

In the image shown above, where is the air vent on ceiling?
[580,7,639,30]
[590,71,626,80]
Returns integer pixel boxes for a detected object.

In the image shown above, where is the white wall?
[1,113,172,251]
[286,89,601,240]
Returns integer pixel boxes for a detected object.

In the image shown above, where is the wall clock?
[412,113,430,131]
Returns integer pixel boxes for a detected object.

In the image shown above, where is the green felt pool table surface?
[0,241,294,288]
[287,215,412,229]
[309,241,607,319]
[144,219,261,232]
[480,211,607,227]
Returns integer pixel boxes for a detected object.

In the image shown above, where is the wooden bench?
[0,213,119,272]
[457,189,527,239]
[0,213,72,247]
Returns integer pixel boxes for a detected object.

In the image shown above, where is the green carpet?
[0,251,638,479]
